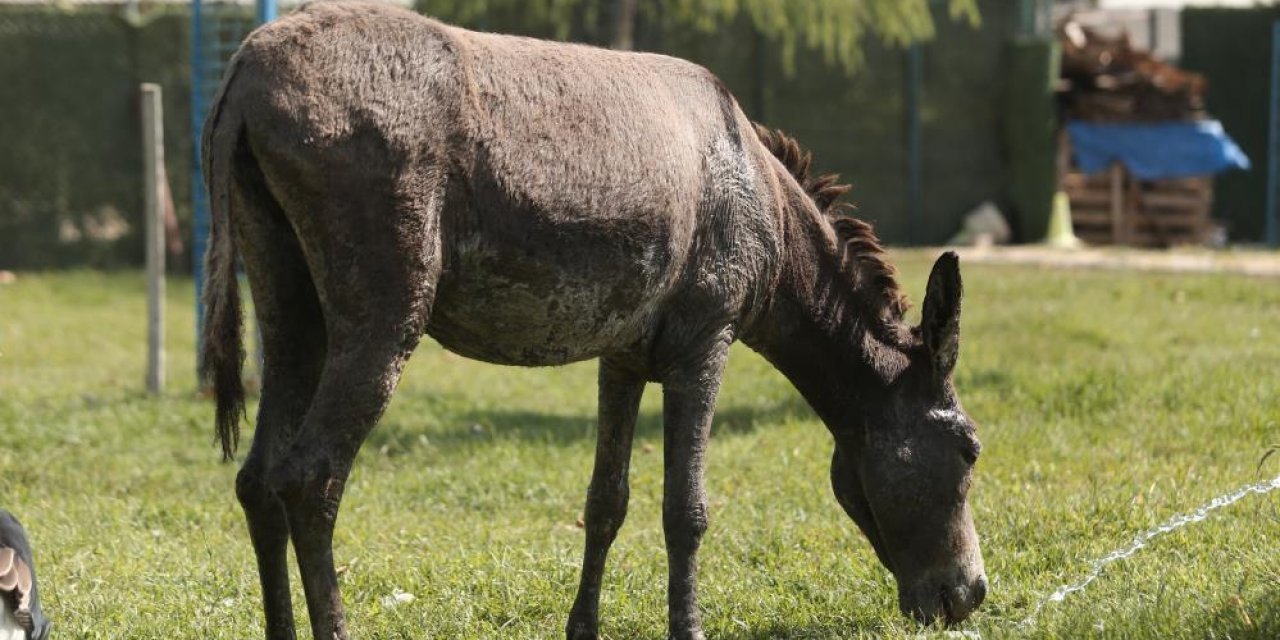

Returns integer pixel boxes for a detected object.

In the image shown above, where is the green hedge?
[0,0,1025,269]
[658,0,1023,244]
[0,5,192,269]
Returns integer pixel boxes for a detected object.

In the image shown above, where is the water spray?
[1020,473,1280,628]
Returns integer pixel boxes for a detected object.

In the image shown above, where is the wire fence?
[1,0,1039,269]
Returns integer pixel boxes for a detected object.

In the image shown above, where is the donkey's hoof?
[667,629,706,640]
[566,621,600,640]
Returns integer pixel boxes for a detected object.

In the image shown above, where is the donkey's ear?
[921,251,962,377]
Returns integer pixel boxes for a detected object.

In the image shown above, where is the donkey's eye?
[960,439,981,465]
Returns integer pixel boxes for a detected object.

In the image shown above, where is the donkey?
[200,2,986,638]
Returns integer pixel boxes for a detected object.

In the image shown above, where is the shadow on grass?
[368,392,813,452]
[717,625,876,640]
[596,620,885,640]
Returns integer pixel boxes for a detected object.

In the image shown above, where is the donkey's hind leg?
[232,158,327,640]
[265,193,440,640]
[567,358,646,640]
[272,304,429,640]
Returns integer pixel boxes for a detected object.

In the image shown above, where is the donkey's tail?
[199,52,247,461]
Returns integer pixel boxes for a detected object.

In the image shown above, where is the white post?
[142,83,165,394]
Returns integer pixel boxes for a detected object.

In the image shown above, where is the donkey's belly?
[426,236,672,366]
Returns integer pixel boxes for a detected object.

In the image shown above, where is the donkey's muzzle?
[901,572,988,625]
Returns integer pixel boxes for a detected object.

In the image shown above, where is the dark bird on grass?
[0,511,49,640]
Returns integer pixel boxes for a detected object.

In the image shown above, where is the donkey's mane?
[752,124,853,214]
[752,124,909,329]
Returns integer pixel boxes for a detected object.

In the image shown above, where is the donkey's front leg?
[660,336,730,640]
[566,359,645,640]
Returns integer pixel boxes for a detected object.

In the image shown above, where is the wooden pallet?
[1062,164,1213,247]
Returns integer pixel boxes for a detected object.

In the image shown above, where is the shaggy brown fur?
[199,3,985,638]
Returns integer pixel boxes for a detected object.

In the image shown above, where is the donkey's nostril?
[972,575,988,607]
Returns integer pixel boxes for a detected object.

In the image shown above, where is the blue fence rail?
[191,0,273,372]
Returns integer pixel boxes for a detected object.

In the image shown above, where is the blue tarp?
[1066,120,1251,180]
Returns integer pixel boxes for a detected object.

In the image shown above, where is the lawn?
[1,252,1278,639]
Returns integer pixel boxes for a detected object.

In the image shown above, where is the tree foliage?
[662,0,980,72]
[417,0,980,73]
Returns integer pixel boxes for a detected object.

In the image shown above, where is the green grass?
[2,253,1279,639]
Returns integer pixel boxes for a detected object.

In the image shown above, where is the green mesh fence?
[1181,7,1280,243]
[0,0,1029,269]
[0,5,192,269]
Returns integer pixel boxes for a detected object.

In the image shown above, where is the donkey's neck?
[741,197,902,429]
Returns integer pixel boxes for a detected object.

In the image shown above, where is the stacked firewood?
[1055,19,1220,247]
[1057,20,1206,122]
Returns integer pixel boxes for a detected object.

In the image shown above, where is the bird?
[0,511,49,640]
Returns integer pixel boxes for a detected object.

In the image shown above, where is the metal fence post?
[1019,0,1051,37]
[1266,20,1280,247]
[257,0,276,25]
[905,43,923,244]
[142,83,166,394]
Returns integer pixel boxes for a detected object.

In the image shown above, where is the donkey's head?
[829,252,985,625]
[749,125,984,623]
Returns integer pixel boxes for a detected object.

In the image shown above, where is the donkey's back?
[215,1,778,367]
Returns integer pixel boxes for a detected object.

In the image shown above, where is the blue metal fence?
[191,0,273,371]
